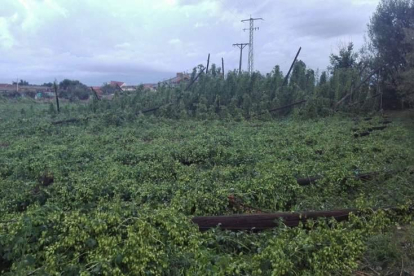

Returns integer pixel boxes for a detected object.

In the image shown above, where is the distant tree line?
[12,80,29,86]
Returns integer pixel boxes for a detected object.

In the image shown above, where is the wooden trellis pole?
[53,81,60,113]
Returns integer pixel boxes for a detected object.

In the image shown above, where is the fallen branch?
[51,118,82,125]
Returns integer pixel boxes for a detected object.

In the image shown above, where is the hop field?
[1,102,414,275]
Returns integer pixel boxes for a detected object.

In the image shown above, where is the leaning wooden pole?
[282,47,302,87]
[53,81,60,114]
[222,57,225,79]
[90,87,100,101]
[185,67,206,91]
[206,53,210,74]
[335,67,382,110]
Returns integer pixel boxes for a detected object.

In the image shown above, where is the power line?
[232,43,249,74]
[241,16,263,74]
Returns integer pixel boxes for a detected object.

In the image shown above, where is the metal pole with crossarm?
[241,16,263,74]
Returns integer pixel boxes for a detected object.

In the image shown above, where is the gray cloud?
[0,0,379,85]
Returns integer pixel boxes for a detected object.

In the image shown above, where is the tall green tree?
[368,0,414,73]
[290,60,307,90]
[329,43,358,71]
[319,71,327,85]
[397,29,414,106]
[368,0,414,107]
[59,79,90,101]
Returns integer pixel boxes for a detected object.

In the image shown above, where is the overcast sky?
[0,0,380,85]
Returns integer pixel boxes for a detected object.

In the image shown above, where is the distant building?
[109,81,126,88]
[121,85,138,92]
[102,94,115,100]
[0,83,16,93]
[99,80,157,94]
[120,84,157,92]
[160,73,190,87]
[35,92,54,100]
[0,83,52,98]
[142,83,157,91]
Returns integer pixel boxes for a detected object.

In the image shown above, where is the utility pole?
[233,43,249,74]
[53,80,60,113]
[282,47,302,87]
[241,16,263,74]
[206,53,210,73]
[221,57,225,79]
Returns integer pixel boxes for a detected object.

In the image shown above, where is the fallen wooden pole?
[252,100,307,118]
[268,100,307,113]
[53,104,167,125]
[141,106,162,113]
[52,118,82,125]
[192,206,413,231]
[354,126,387,138]
[352,125,388,132]
[137,103,173,114]
[296,172,379,186]
[52,115,100,125]
[193,209,355,231]
[296,176,322,186]
[368,126,387,131]
[185,67,206,91]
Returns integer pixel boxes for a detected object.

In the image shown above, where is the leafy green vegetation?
[1,1,414,274]
[361,225,414,275]
[1,101,413,275]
